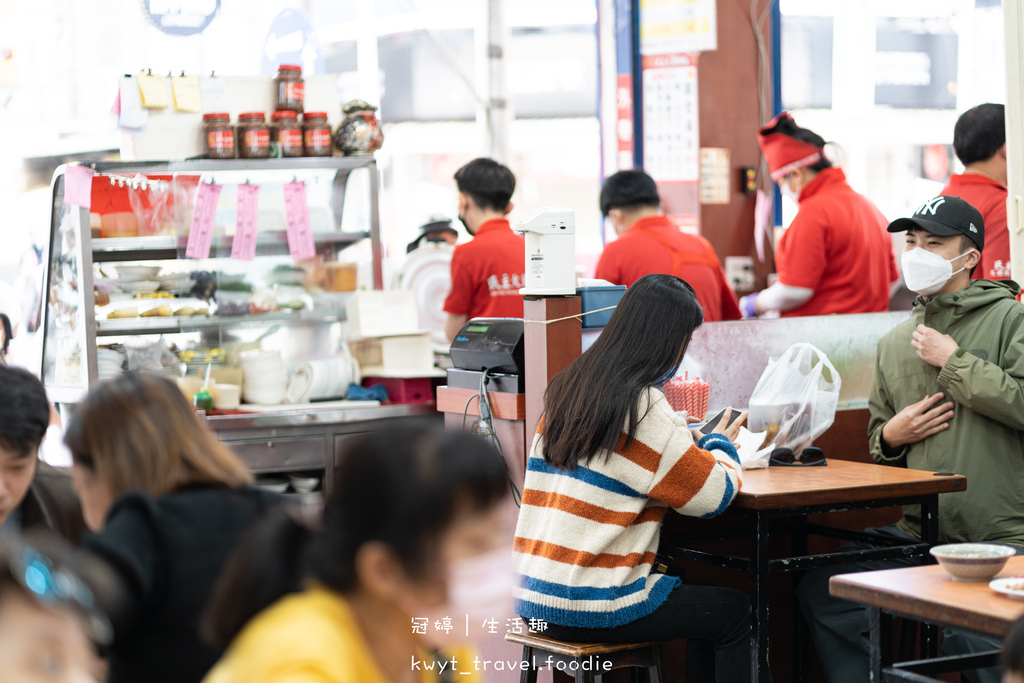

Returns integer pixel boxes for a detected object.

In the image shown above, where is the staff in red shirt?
[941,103,1009,281]
[443,158,525,341]
[594,170,741,322]
[741,112,899,318]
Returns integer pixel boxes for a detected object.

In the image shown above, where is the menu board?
[642,53,699,183]
[639,0,718,55]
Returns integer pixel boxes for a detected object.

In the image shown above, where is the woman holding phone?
[513,274,755,683]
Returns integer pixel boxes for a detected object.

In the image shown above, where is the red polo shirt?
[941,173,1009,280]
[443,218,525,320]
[594,215,741,321]
[776,168,898,317]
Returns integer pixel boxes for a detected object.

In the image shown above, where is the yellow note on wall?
[172,74,202,112]
[137,73,170,109]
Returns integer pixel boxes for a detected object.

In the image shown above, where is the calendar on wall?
[642,53,699,183]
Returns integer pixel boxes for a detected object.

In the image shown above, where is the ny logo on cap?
[915,197,946,216]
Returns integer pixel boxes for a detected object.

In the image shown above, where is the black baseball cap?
[887,195,985,252]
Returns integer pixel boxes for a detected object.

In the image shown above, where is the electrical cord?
[472,367,523,507]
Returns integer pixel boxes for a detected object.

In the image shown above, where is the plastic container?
[214,290,252,317]
[577,285,626,329]
[363,376,439,404]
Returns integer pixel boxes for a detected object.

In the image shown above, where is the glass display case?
[41,157,436,492]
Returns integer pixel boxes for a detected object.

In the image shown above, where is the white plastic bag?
[747,343,841,454]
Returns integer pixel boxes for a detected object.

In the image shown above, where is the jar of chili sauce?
[237,112,271,159]
[271,110,304,158]
[302,112,332,157]
[275,65,304,112]
[202,113,235,159]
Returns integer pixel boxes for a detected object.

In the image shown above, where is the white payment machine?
[514,206,576,296]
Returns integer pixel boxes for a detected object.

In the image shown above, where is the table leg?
[920,495,939,658]
[868,606,893,683]
[751,512,771,682]
[791,515,809,683]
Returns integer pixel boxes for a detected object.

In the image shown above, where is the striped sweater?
[512,388,742,629]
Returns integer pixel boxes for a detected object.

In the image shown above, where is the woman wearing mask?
[513,274,755,683]
[63,374,281,683]
[201,424,511,683]
[741,111,898,318]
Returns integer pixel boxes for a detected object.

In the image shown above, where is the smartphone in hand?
[699,407,745,435]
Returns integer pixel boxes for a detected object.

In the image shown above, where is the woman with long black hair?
[513,273,755,682]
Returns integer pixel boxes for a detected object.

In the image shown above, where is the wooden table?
[831,556,1024,682]
[663,459,967,682]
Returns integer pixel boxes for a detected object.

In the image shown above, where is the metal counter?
[204,402,440,492]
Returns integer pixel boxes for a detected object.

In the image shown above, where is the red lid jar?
[275,64,304,112]
[270,110,304,158]
[237,112,271,159]
[302,112,332,157]
[202,113,236,159]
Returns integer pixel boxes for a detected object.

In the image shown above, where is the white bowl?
[117,265,162,280]
[119,280,161,294]
[930,543,1015,581]
[288,475,321,494]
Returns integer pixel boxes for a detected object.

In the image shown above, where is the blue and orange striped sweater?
[512,388,742,629]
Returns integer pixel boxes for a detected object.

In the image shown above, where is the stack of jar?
[201,65,335,159]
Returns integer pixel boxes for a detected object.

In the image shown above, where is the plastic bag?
[747,343,841,454]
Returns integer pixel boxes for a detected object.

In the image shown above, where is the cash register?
[447,318,525,393]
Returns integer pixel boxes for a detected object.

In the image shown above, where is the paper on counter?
[577,278,615,287]
[733,426,775,470]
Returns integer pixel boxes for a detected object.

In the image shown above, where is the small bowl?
[253,477,289,494]
[288,475,321,494]
[930,543,1015,581]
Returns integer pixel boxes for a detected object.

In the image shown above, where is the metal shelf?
[95,309,345,337]
[85,157,378,175]
[92,230,370,263]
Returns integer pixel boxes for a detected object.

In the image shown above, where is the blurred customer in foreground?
[595,170,741,321]
[0,533,112,683]
[64,374,282,683]
[202,424,510,683]
[743,111,898,317]
[443,158,524,341]
[0,366,86,543]
[942,103,1010,280]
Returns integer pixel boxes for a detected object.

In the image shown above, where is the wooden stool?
[505,631,667,683]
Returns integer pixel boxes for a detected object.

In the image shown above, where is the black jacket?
[20,461,88,544]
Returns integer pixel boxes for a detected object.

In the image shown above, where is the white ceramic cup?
[213,383,241,410]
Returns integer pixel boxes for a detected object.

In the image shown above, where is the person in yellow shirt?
[201,425,513,683]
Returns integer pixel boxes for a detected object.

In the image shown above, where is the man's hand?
[881,393,954,449]
[911,324,959,368]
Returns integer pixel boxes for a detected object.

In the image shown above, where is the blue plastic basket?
[577,285,626,329]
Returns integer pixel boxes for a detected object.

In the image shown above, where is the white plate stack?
[96,348,125,381]
[239,350,287,404]
[285,351,361,403]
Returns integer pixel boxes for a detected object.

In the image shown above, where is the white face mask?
[779,174,800,205]
[901,246,975,296]
[401,546,516,649]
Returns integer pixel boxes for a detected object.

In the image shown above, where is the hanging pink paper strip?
[64,165,94,208]
[231,184,260,261]
[185,182,222,259]
[283,181,316,261]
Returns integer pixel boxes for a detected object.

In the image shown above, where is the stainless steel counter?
[205,402,441,492]
[205,402,438,431]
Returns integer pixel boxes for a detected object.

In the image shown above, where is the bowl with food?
[930,543,1016,581]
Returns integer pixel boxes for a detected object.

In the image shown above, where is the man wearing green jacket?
[797,195,1024,683]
